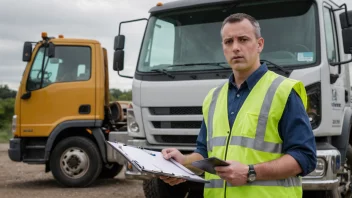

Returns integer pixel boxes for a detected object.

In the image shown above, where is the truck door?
[19,44,96,136]
[323,2,345,132]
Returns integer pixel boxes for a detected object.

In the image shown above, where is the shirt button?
[236,94,240,97]
[231,112,234,115]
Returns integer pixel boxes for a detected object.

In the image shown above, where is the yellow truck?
[8,32,130,187]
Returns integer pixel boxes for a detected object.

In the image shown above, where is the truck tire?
[346,144,352,167]
[99,163,124,179]
[143,178,204,198]
[143,178,188,198]
[49,136,102,187]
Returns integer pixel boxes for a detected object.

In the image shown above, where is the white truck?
[112,0,352,197]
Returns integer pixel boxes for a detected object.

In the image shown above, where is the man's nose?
[232,41,240,52]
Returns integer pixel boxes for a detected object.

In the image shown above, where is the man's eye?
[225,40,232,44]
[240,38,248,42]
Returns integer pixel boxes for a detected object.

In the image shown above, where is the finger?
[216,172,229,181]
[169,179,186,186]
[159,175,169,180]
[161,148,172,156]
[163,150,179,160]
[161,148,176,159]
[214,166,228,172]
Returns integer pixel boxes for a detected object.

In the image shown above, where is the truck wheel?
[99,163,124,178]
[50,136,102,187]
[143,178,204,198]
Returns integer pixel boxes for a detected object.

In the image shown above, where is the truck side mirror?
[48,42,55,58]
[113,50,124,71]
[342,27,352,54]
[340,10,352,29]
[22,42,32,62]
[114,35,125,50]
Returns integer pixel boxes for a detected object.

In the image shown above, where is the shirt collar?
[229,62,268,90]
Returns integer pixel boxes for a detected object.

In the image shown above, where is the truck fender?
[91,128,107,163]
[44,120,103,161]
[332,107,352,165]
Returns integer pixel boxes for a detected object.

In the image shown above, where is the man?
[160,13,317,198]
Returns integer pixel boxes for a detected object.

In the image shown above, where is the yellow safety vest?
[202,70,307,198]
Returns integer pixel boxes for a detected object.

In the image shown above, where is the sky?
[1,0,352,91]
[0,0,174,91]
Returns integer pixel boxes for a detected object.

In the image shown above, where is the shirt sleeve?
[194,118,209,159]
[279,90,317,177]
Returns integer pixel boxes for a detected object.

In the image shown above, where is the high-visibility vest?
[202,70,308,198]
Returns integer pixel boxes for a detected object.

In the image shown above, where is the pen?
[142,149,156,156]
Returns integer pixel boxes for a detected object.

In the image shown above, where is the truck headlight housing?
[127,108,139,133]
[12,115,17,134]
[305,82,321,129]
[307,157,326,177]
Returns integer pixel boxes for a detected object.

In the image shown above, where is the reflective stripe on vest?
[205,177,301,188]
[207,75,285,153]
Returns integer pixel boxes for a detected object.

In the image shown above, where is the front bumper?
[8,138,22,162]
[302,179,340,190]
[127,139,196,151]
[302,144,341,191]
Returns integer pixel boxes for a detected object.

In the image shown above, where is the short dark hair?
[221,13,261,38]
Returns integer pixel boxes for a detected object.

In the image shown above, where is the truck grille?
[152,121,202,129]
[154,135,198,144]
[149,107,202,115]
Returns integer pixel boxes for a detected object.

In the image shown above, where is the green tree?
[0,98,15,130]
[109,89,132,101]
[0,84,17,99]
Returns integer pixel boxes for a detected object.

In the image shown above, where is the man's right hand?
[159,148,187,186]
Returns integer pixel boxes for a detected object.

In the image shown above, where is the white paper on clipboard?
[107,141,209,183]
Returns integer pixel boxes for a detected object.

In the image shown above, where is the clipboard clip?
[132,160,144,170]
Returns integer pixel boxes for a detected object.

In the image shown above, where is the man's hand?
[214,161,248,186]
[159,148,187,186]
[161,148,187,164]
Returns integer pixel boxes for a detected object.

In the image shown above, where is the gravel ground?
[0,144,145,198]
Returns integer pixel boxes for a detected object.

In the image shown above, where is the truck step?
[25,145,45,149]
[23,158,46,164]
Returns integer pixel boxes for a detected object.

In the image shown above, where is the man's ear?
[257,37,264,53]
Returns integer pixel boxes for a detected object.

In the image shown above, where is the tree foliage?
[109,88,132,101]
[0,85,16,132]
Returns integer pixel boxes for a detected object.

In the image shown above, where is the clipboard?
[107,141,209,183]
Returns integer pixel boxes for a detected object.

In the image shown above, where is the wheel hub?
[60,147,90,179]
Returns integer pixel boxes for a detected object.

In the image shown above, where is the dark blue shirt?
[194,63,317,177]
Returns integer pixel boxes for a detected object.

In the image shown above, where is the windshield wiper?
[167,62,230,69]
[260,59,290,75]
[150,69,175,79]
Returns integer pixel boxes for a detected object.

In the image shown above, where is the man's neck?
[233,62,261,89]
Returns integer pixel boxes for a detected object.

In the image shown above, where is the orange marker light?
[157,2,163,6]
[58,34,64,38]
[41,32,48,39]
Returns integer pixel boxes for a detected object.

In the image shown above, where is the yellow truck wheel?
[49,136,102,187]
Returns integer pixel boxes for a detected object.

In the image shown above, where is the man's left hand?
[214,161,249,186]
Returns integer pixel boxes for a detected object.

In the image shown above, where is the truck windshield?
[137,1,318,73]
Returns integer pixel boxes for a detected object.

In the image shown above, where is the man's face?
[221,19,264,72]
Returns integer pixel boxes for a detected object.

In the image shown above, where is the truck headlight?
[127,108,139,132]
[305,83,321,129]
[12,115,17,134]
[307,158,326,177]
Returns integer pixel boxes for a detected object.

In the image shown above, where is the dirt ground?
[0,144,145,198]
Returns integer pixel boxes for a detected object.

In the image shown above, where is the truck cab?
[8,33,129,187]
[114,0,352,197]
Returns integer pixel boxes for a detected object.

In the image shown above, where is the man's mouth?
[232,56,244,60]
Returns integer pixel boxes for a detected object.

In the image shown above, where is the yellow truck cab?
[8,33,128,187]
